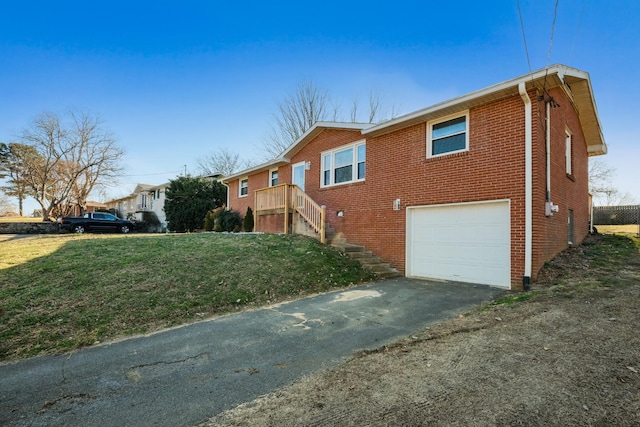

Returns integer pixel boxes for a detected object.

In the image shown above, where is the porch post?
[320,205,326,244]
[283,184,289,235]
[254,190,259,232]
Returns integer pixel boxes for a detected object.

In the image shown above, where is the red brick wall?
[530,87,590,278]
[227,88,591,289]
[257,213,285,234]
[227,170,270,221]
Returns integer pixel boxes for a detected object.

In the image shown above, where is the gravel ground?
[200,234,640,426]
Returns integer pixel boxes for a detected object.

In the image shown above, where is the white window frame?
[565,128,573,175]
[320,140,366,188]
[239,177,249,198]
[427,111,469,158]
[269,168,279,187]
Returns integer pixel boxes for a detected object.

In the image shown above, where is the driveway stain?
[331,289,383,302]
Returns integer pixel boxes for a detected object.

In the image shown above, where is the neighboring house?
[61,201,108,217]
[223,65,607,290]
[105,183,170,231]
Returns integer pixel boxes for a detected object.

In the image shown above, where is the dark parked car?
[58,212,135,234]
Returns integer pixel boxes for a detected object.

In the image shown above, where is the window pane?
[432,116,466,139]
[322,154,331,186]
[334,165,352,183]
[323,154,331,169]
[357,144,365,162]
[334,148,353,168]
[357,161,365,180]
[432,133,466,155]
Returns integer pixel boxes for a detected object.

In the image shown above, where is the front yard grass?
[0,233,375,361]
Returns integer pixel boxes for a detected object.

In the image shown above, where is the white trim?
[519,82,533,284]
[320,139,366,188]
[426,111,469,158]
[268,168,279,187]
[292,161,306,191]
[406,198,511,211]
[364,65,589,136]
[280,122,372,159]
[565,127,573,175]
[238,177,249,198]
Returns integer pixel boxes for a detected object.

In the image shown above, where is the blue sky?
[1,1,638,213]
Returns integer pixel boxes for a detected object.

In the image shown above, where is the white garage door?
[407,200,511,288]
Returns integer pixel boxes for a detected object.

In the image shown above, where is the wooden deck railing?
[255,184,288,212]
[254,184,326,244]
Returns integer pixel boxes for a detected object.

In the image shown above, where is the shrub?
[213,207,242,232]
[204,210,216,231]
[138,211,162,232]
[164,176,226,232]
[243,207,254,232]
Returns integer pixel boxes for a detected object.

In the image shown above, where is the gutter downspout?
[519,82,533,291]
[546,102,551,203]
[221,181,230,211]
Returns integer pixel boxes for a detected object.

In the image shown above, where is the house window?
[565,129,573,175]
[428,112,469,157]
[269,169,279,187]
[239,178,248,197]
[321,141,366,187]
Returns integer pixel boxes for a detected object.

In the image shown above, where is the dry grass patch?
[596,224,639,236]
[0,217,44,223]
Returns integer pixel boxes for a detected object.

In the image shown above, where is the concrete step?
[340,244,366,253]
[375,269,402,279]
[291,209,399,278]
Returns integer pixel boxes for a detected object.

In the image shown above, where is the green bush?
[204,210,216,231]
[164,176,226,232]
[139,211,162,232]
[243,207,254,232]
[213,208,242,232]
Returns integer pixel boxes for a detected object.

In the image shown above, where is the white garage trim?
[406,199,511,288]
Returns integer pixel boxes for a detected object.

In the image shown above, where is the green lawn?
[0,233,375,361]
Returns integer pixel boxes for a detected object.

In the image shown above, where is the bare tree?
[263,81,331,158]
[263,82,400,159]
[65,112,124,213]
[18,111,124,220]
[589,158,637,206]
[349,91,391,124]
[197,149,246,177]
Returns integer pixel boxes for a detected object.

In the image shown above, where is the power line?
[569,0,587,63]
[517,0,532,74]
[122,170,182,178]
[546,0,560,68]
[542,0,560,99]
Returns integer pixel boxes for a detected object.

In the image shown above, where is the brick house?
[223,65,607,290]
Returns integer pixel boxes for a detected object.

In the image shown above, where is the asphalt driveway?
[0,277,504,427]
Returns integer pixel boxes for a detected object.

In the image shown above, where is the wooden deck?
[254,184,326,243]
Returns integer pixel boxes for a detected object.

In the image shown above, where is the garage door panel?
[407,201,510,288]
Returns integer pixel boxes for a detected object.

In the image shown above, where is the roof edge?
[362,64,589,137]
[224,122,373,182]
